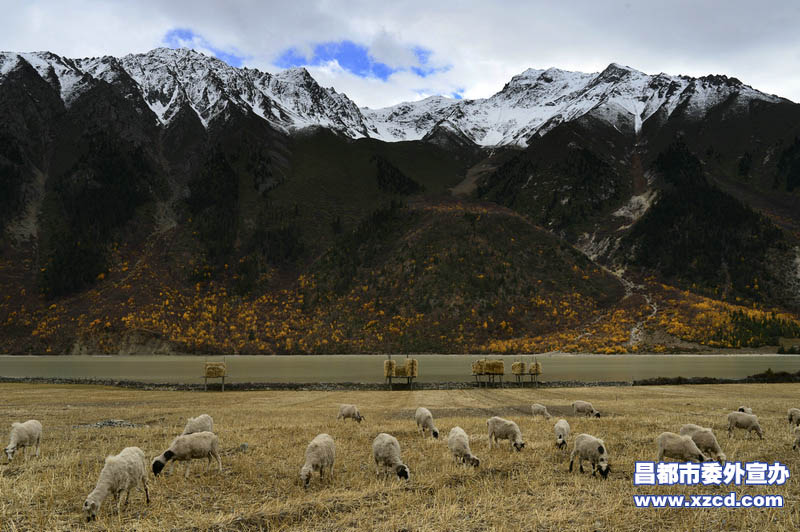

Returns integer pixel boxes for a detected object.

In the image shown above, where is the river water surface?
[1,354,798,384]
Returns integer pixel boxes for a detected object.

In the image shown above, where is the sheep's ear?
[597,445,605,454]
[163,450,175,461]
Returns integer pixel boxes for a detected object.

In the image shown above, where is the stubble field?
[1,383,799,531]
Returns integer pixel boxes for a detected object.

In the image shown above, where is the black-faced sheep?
[788,408,800,426]
[152,431,221,478]
[415,407,439,439]
[679,424,726,463]
[372,433,409,480]
[337,404,364,423]
[554,419,570,450]
[487,416,525,451]
[569,433,609,478]
[447,427,480,467]
[572,400,600,418]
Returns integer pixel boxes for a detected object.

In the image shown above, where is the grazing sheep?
[738,406,753,414]
[531,404,552,419]
[727,412,763,439]
[152,431,222,478]
[337,404,364,423]
[792,426,800,451]
[554,419,570,450]
[4,420,42,462]
[572,401,600,418]
[487,416,525,451]
[182,414,214,435]
[656,432,708,463]
[788,408,800,426]
[83,447,149,522]
[300,433,335,488]
[447,427,480,467]
[414,407,439,439]
[569,433,610,478]
[372,433,410,480]
[679,424,726,463]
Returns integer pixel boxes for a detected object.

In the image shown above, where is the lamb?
[182,414,214,435]
[727,411,763,439]
[787,408,800,426]
[738,406,753,414]
[554,419,570,450]
[300,433,335,488]
[83,447,149,522]
[569,433,610,478]
[372,433,410,480]
[414,407,439,439]
[792,426,800,451]
[572,400,600,418]
[4,419,42,462]
[337,404,364,423]
[152,431,222,478]
[679,424,726,463]
[531,403,552,419]
[487,416,525,451]
[656,432,708,463]
[447,426,480,467]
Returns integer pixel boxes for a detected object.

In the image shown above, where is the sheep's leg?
[579,458,585,473]
[142,477,150,504]
[35,437,40,458]
[657,449,664,461]
[569,451,575,472]
[184,461,192,478]
[124,489,131,506]
[214,450,222,472]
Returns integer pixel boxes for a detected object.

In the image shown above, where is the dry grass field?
[1,383,799,531]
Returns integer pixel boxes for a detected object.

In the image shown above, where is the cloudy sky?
[3,0,800,107]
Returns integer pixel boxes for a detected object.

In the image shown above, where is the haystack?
[407,358,418,378]
[394,364,408,378]
[511,361,526,375]
[471,360,485,375]
[531,361,542,376]
[384,360,396,378]
[204,362,226,378]
[484,360,504,375]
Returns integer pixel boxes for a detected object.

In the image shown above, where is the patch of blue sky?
[162,28,247,67]
[276,40,449,81]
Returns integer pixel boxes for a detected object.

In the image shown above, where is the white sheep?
[372,433,410,480]
[572,400,600,418]
[737,406,753,414]
[727,411,763,439]
[792,426,800,451]
[300,433,335,488]
[152,431,222,478]
[83,446,149,522]
[531,403,552,419]
[414,407,439,439]
[487,416,525,451]
[447,427,480,467]
[679,424,726,463]
[569,433,610,478]
[337,404,364,423]
[4,419,42,462]
[554,419,570,450]
[656,432,708,463]
[182,414,214,435]
[787,408,800,426]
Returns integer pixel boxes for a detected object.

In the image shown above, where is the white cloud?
[1,0,799,105]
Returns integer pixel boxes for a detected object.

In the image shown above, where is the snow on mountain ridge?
[0,48,789,146]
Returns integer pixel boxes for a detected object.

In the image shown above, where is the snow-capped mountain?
[0,48,787,147]
[362,63,786,146]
